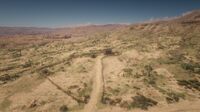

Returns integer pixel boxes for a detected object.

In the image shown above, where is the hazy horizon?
[0,0,200,27]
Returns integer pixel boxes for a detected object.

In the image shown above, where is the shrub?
[144,65,153,76]
[166,92,185,104]
[63,35,71,39]
[0,74,11,81]
[181,62,200,74]
[12,51,22,58]
[181,62,194,71]
[104,48,113,55]
[90,53,97,58]
[194,68,200,74]
[0,74,19,82]
[102,97,122,105]
[40,68,52,77]
[80,51,98,58]
[59,105,68,112]
[131,95,158,110]
[123,68,133,77]
[177,80,200,91]
[143,65,157,86]
[22,60,32,68]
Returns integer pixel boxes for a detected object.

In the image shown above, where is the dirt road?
[83,56,104,112]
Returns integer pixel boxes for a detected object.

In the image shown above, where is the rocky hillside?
[0,10,199,112]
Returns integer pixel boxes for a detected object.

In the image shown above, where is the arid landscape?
[0,10,200,112]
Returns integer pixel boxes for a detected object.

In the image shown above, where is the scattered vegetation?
[1,10,200,112]
[144,65,153,76]
[102,97,122,106]
[177,80,200,91]
[104,48,114,55]
[22,60,32,68]
[0,66,15,72]
[120,95,157,110]
[39,68,53,77]
[166,92,185,103]
[0,74,19,82]
[143,65,157,86]
[122,68,133,77]
[59,105,68,112]
[77,83,92,103]
[130,95,158,110]
[12,50,22,58]
[102,94,158,110]
[80,51,98,58]
[181,62,200,74]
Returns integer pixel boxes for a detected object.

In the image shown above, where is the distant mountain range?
[0,24,126,36]
[0,10,199,36]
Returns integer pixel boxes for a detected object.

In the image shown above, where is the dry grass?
[1,15,200,112]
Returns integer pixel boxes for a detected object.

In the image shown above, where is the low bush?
[22,60,32,68]
[181,62,194,71]
[123,68,133,77]
[12,52,22,58]
[40,68,53,77]
[0,74,19,82]
[131,95,158,110]
[177,80,200,91]
[59,105,68,112]
[102,97,122,105]
[104,48,114,55]
[166,92,185,103]
[181,62,200,74]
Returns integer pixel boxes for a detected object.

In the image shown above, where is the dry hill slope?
[0,10,200,112]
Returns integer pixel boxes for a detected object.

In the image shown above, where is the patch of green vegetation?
[141,66,186,104]
[101,96,122,106]
[22,60,32,68]
[80,51,97,58]
[122,68,133,77]
[154,86,185,104]
[157,57,179,65]
[69,103,85,111]
[177,80,200,91]
[12,50,22,58]
[131,95,158,110]
[0,66,15,72]
[78,82,92,103]
[143,65,157,86]
[39,68,53,77]
[0,74,19,82]
[59,105,68,112]
[144,65,153,75]
[158,50,185,65]
[166,92,185,104]
[181,62,194,71]
[104,48,114,55]
[181,62,200,74]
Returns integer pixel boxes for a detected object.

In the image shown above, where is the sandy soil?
[83,56,104,112]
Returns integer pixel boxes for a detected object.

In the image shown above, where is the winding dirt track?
[83,56,104,112]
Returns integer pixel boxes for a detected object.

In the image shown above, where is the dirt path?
[83,56,104,112]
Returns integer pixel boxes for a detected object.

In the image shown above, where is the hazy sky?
[0,0,200,27]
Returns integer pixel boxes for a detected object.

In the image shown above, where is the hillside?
[0,24,126,37]
[0,10,200,112]
[0,27,54,36]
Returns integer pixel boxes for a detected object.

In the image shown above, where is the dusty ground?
[0,11,200,112]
